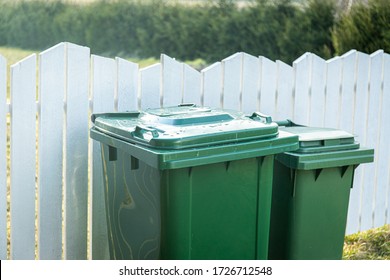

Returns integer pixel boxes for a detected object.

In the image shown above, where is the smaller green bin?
[90,105,299,260]
[268,122,374,260]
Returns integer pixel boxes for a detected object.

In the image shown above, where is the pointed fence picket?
[241,53,260,114]
[0,54,7,261]
[183,63,201,105]
[116,57,138,112]
[161,54,183,107]
[259,56,277,117]
[222,53,242,111]
[202,62,222,108]
[274,60,293,121]
[140,63,161,109]
[10,54,37,260]
[63,44,90,260]
[0,42,389,260]
[324,56,342,129]
[380,55,390,226]
[38,44,66,260]
[90,55,116,260]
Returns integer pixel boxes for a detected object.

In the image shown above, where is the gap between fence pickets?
[6,102,11,114]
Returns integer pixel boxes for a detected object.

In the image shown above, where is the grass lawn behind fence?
[0,45,161,70]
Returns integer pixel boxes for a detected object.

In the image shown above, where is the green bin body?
[90,105,298,260]
[268,124,374,260]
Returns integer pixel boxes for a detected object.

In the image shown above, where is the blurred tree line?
[0,0,388,64]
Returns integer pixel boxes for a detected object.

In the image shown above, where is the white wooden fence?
[0,42,389,260]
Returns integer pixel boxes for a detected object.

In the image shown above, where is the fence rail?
[0,42,389,260]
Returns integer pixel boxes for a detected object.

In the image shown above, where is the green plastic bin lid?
[280,126,359,153]
[92,104,279,150]
[275,124,374,170]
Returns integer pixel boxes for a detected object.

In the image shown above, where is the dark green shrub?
[0,1,66,49]
[0,0,340,64]
[279,0,336,62]
[333,0,390,55]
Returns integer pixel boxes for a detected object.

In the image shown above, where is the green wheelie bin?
[268,121,374,260]
[90,104,298,260]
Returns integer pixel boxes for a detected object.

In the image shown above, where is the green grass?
[0,46,160,68]
[343,224,390,260]
[0,46,38,67]
[0,46,159,100]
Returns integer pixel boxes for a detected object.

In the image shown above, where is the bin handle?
[249,112,272,124]
[132,125,159,141]
[91,112,141,123]
[178,103,196,107]
[274,119,302,127]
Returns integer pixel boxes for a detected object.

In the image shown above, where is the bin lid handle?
[249,112,272,124]
[132,125,160,141]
